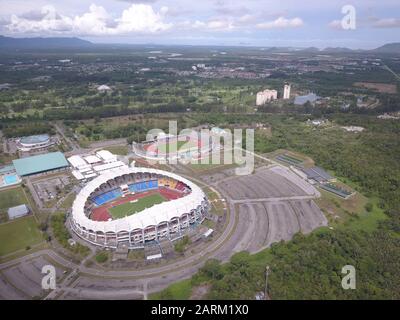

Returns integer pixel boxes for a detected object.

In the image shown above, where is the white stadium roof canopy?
[71,167,206,234]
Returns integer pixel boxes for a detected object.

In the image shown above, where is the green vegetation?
[2,123,54,138]
[108,193,166,219]
[159,211,399,300]
[174,235,191,253]
[103,145,128,155]
[95,251,109,264]
[149,279,193,300]
[59,193,76,209]
[51,212,90,257]
[0,216,43,256]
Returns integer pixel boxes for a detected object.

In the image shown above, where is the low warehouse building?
[8,204,30,220]
[12,152,69,177]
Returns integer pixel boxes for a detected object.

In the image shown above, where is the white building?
[97,85,111,92]
[8,204,29,220]
[283,83,291,100]
[96,150,117,163]
[256,89,278,106]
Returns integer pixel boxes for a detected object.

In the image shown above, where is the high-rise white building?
[256,89,278,106]
[283,83,291,100]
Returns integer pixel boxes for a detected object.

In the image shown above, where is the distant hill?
[298,47,320,53]
[371,43,400,54]
[0,35,93,49]
[323,47,354,53]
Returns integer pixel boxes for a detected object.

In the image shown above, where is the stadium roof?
[19,134,50,145]
[13,152,69,176]
[294,93,320,105]
[72,167,206,233]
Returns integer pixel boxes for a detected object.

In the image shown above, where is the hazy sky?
[0,0,399,48]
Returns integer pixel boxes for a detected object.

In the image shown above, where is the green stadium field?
[108,193,167,219]
[157,139,198,153]
[0,216,43,256]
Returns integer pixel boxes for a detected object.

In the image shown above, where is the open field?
[353,82,397,94]
[103,145,129,156]
[149,279,192,300]
[0,187,28,211]
[0,216,43,257]
[108,193,166,219]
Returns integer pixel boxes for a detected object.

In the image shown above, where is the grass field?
[149,279,192,300]
[104,145,129,155]
[108,193,166,219]
[157,140,198,153]
[0,216,43,256]
[0,187,28,211]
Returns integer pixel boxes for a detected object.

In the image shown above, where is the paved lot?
[216,166,318,200]
[0,255,70,300]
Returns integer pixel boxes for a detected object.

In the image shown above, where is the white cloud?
[8,5,73,33]
[256,17,304,29]
[328,19,343,30]
[189,18,235,32]
[6,3,171,36]
[116,5,171,33]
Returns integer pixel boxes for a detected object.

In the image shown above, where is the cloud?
[372,18,400,28]
[215,6,250,17]
[6,4,171,35]
[256,17,304,29]
[328,19,344,30]
[190,18,234,31]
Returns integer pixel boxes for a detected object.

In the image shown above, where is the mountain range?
[0,35,399,53]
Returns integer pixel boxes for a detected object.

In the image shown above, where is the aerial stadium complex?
[70,166,209,249]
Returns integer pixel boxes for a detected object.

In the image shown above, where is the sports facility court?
[91,187,184,221]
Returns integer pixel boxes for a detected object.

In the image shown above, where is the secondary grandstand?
[133,133,214,162]
[70,167,209,249]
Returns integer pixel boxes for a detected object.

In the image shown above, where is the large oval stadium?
[70,167,209,249]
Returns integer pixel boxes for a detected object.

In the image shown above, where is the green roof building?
[12,152,69,176]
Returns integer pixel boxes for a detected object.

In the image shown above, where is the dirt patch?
[353,82,397,94]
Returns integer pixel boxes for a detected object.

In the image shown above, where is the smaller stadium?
[133,133,214,161]
[71,167,209,249]
[16,134,54,151]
